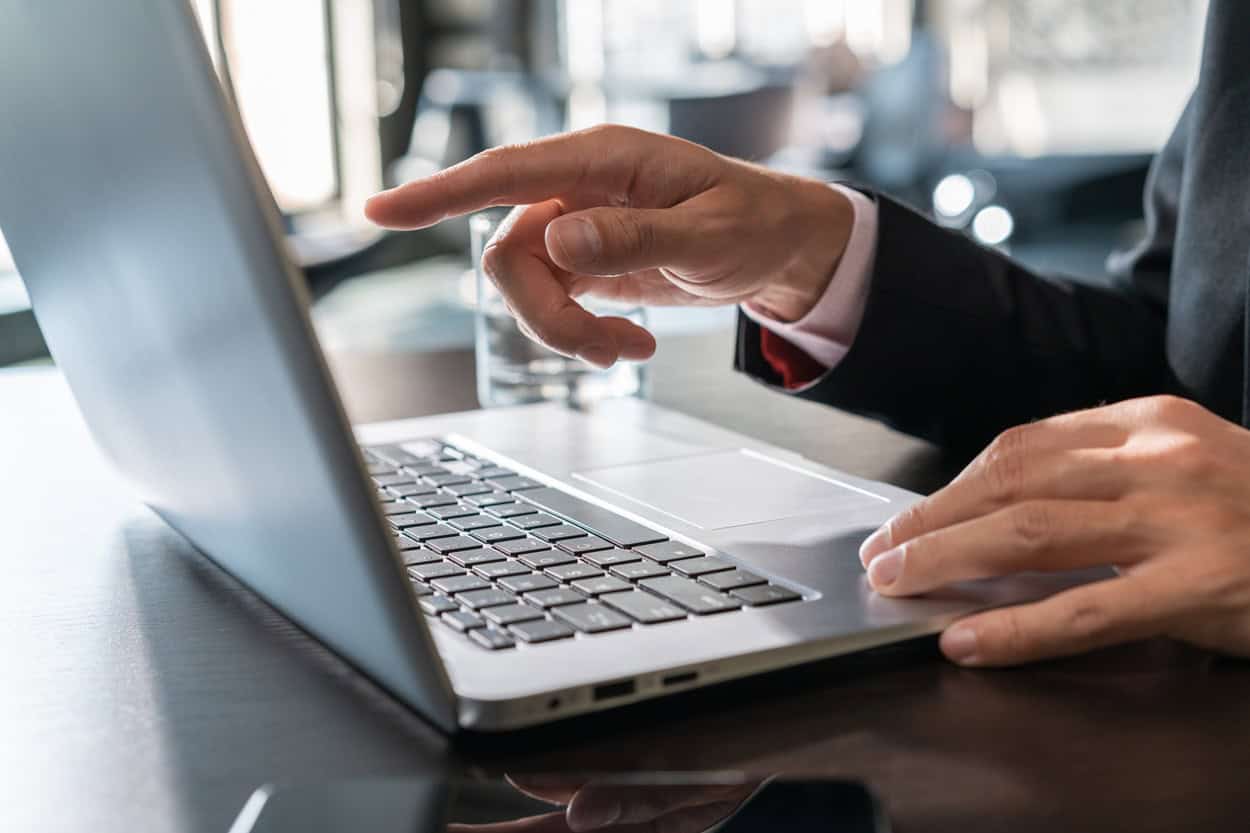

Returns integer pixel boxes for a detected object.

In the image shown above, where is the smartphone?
[229,773,890,833]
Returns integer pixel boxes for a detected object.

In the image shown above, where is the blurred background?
[0,0,1207,368]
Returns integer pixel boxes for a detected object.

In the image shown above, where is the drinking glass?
[471,210,647,408]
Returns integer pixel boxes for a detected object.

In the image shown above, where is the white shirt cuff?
[741,184,878,370]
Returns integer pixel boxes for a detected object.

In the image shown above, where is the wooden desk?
[5,330,1249,833]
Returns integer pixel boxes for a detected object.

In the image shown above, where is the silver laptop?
[0,1,1034,731]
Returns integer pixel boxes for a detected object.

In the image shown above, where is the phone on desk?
[229,773,890,833]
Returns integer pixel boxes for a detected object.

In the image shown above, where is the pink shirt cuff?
[741,184,878,371]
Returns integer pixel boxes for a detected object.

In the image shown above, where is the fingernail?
[866,548,903,588]
[941,626,980,665]
[577,344,615,369]
[567,799,620,832]
[551,218,601,265]
[859,525,891,565]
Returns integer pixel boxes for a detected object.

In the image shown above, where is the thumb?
[545,205,697,276]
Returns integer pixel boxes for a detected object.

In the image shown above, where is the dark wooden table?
[5,330,1249,833]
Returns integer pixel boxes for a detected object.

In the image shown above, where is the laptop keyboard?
[363,441,803,650]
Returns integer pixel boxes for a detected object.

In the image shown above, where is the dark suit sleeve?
[735,106,1191,452]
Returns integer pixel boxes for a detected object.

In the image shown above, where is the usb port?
[592,679,636,701]
[662,671,698,687]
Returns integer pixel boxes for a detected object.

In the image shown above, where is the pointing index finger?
[365,128,644,230]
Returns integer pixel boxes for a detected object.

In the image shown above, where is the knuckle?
[981,426,1029,503]
[889,501,928,545]
[990,612,1030,659]
[475,146,518,194]
[1144,394,1203,423]
[1157,434,1215,480]
[1009,502,1055,548]
[580,123,628,143]
[608,211,653,257]
[1064,598,1111,642]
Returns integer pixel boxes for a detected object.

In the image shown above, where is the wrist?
[748,181,854,323]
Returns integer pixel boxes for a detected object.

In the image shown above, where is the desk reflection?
[236,773,884,833]
[448,776,762,833]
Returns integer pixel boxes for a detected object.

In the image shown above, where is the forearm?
[738,194,1169,451]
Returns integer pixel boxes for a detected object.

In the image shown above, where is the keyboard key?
[449,515,500,532]
[639,576,740,614]
[470,628,516,650]
[426,536,484,554]
[510,618,575,643]
[519,551,576,569]
[519,487,668,548]
[700,569,767,591]
[408,493,458,509]
[368,445,429,466]
[399,439,444,459]
[532,524,588,542]
[510,512,561,530]
[475,466,515,479]
[582,548,642,568]
[395,536,423,551]
[408,579,433,596]
[442,610,486,632]
[447,548,505,567]
[401,463,446,478]
[731,584,801,606]
[495,538,551,557]
[557,535,613,555]
[373,474,416,488]
[387,483,438,498]
[388,513,434,529]
[498,573,558,594]
[610,561,671,581]
[382,502,419,516]
[487,475,543,492]
[473,560,531,579]
[635,541,704,564]
[403,523,459,542]
[423,472,472,487]
[465,491,514,507]
[552,603,633,633]
[483,603,545,626]
[419,594,459,616]
[523,588,586,608]
[443,482,493,498]
[545,563,603,582]
[407,562,464,582]
[570,576,631,596]
[426,505,477,521]
[400,550,441,566]
[458,588,518,610]
[367,462,397,475]
[600,590,687,624]
[484,502,537,519]
[431,574,490,594]
[472,526,525,544]
[669,556,736,577]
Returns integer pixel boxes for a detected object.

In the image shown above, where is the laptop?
[0,1,1045,731]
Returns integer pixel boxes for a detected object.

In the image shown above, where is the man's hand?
[365,125,853,368]
[860,395,1250,666]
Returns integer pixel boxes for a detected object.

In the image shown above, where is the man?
[365,0,1250,669]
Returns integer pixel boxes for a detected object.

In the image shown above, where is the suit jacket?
[736,0,1250,452]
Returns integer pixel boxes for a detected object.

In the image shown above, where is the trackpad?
[572,449,888,530]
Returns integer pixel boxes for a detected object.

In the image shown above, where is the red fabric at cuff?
[760,328,826,390]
